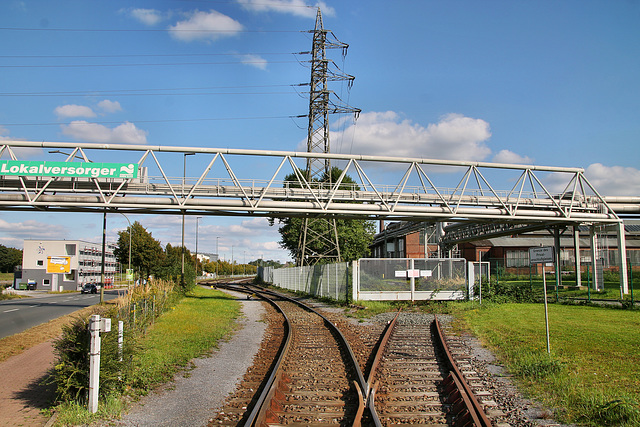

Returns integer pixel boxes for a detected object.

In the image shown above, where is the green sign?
[0,160,138,179]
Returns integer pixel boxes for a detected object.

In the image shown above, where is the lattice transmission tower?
[297,8,360,266]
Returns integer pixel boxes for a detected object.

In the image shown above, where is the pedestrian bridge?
[0,140,632,223]
[1,140,635,293]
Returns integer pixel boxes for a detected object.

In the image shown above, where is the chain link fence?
[356,258,468,301]
[260,263,350,302]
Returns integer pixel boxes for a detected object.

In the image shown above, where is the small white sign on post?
[88,315,112,413]
[529,246,555,354]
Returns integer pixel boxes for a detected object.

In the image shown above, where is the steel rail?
[433,315,493,427]
[354,310,400,427]
[198,280,290,426]
[362,311,493,426]
[204,281,293,426]
[241,285,369,426]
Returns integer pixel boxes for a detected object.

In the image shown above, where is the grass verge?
[51,286,240,425]
[459,303,640,426]
[129,286,240,391]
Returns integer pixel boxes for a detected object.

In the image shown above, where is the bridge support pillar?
[573,226,582,287]
[589,226,602,291]
[617,221,629,295]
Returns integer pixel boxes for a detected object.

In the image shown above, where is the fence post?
[88,315,111,413]
[118,321,123,362]
[629,259,634,306]
[352,260,359,302]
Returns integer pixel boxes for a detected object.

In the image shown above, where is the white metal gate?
[353,258,467,301]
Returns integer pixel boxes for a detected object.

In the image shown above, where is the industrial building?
[370,221,640,275]
[21,239,117,291]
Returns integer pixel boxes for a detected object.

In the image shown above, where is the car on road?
[81,283,98,294]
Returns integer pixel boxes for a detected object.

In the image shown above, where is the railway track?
[208,284,498,426]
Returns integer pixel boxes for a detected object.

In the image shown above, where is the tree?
[155,243,195,291]
[271,167,375,264]
[114,221,162,280]
[0,244,22,273]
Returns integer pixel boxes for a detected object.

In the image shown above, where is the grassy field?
[459,303,640,426]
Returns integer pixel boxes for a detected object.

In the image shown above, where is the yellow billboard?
[47,256,71,273]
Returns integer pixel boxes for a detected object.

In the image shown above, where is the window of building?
[65,244,77,256]
[37,260,44,266]
[506,250,529,268]
[43,279,50,285]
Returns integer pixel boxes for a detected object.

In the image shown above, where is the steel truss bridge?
[1,140,636,290]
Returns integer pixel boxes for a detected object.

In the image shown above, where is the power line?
[0,60,299,69]
[0,27,300,33]
[0,115,308,127]
[0,91,297,97]
[0,83,309,96]
[0,52,298,59]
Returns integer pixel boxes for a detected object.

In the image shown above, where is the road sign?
[529,246,555,264]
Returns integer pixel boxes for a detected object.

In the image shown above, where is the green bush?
[52,306,136,403]
[474,278,537,303]
[52,280,179,404]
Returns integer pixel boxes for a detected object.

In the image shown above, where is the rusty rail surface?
[243,286,368,426]
[362,311,493,426]
[433,315,493,427]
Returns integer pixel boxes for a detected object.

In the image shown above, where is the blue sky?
[0,0,639,262]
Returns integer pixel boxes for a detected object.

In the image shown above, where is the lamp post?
[195,216,202,278]
[181,153,195,288]
[118,213,132,289]
[231,245,234,277]
[216,237,220,278]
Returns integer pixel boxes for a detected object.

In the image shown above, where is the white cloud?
[169,10,243,42]
[128,8,164,26]
[324,111,492,162]
[0,125,10,140]
[238,0,335,18]
[54,104,96,119]
[61,121,148,144]
[97,100,122,114]
[0,218,69,248]
[492,149,534,165]
[583,163,640,197]
[239,54,268,70]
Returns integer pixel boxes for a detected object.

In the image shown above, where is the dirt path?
[0,340,56,426]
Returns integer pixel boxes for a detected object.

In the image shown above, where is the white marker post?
[529,246,555,354]
[88,315,111,413]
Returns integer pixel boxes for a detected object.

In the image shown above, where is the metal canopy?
[0,140,626,226]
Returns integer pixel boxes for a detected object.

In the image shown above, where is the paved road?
[0,290,122,339]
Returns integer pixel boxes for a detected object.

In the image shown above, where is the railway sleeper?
[380,412,448,423]
[379,391,441,400]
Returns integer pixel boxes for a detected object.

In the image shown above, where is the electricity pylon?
[297,8,360,266]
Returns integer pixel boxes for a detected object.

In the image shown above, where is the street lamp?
[195,216,202,278]
[119,213,132,289]
[181,153,195,288]
[216,236,220,278]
